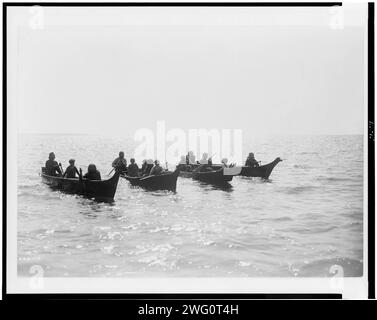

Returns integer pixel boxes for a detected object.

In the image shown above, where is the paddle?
[79,168,86,195]
[208,153,216,166]
[164,148,169,171]
[108,168,115,176]
[59,163,64,176]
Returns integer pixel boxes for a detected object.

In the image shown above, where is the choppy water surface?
[17,134,363,277]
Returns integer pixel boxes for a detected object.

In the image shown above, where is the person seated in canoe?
[150,160,165,175]
[221,158,229,168]
[188,151,196,164]
[112,151,127,172]
[45,152,62,176]
[141,159,147,173]
[63,159,80,178]
[199,153,209,164]
[179,156,192,171]
[84,164,101,180]
[144,159,153,175]
[142,159,154,175]
[127,158,140,177]
[245,152,260,167]
[179,155,187,165]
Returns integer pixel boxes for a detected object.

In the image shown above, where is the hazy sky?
[9,6,367,136]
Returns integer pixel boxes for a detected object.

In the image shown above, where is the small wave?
[149,226,170,233]
[316,176,350,182]
[298,257,363,277]
[18,184,44,191]
[146,190,177,197]
[18,189,53,200]
[130,243,175,256]
[238,261,252,267]
[137,255,177,270]
[288,225,338,234]
[271,216,293,222]
[298,152,319,155]
[292,164,312,169]
[281,185,318,194]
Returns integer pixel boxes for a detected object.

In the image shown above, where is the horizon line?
[17,132,364,136]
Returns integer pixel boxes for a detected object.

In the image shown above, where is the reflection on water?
[197,181,234,192]
[17,134,363,277]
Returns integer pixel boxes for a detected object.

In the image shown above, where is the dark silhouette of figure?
[84,164,101,180]
[245,152,259,167]
[127,158,140,177]
[112,151,128,172]
[142,159,154,176]
[63,159,80,178]
[150,160,164,175]
[45,152,62,176]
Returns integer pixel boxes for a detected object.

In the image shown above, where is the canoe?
[41,167,120,201]
[177,157,282,180]
[177,163,214,178]
[121,168,179,192]
[177,164,235,180]
[176,164,197,178]
[239,157,282,179]
[192,165,233,184]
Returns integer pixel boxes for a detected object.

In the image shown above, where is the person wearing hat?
[63,159,80,178]
[150,160,164,176]
[45,152,62,176]
[245,152,260,167]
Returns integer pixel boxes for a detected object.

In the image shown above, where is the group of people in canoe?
[178,151,260,168]
[45,151,168,180]
[45,152,101,180]
[111,151,166,177]
[45,150,261,180]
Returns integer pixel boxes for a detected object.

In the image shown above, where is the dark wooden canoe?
[177,164,237,180]
[177,164,222,177]
[41,167,120,201]
[176,164,197,178]
[121,168,179,192]
[192,165,233,184]
[178,157,282,180]
[239,157,282,179]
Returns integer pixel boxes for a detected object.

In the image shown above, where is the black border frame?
[2,1,374,301]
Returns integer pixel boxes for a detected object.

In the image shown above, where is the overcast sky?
[9,5,367,136]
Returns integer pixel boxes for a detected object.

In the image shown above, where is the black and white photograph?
[3,1,374,300]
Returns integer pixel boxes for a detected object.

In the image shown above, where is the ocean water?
[17,134,364,277]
